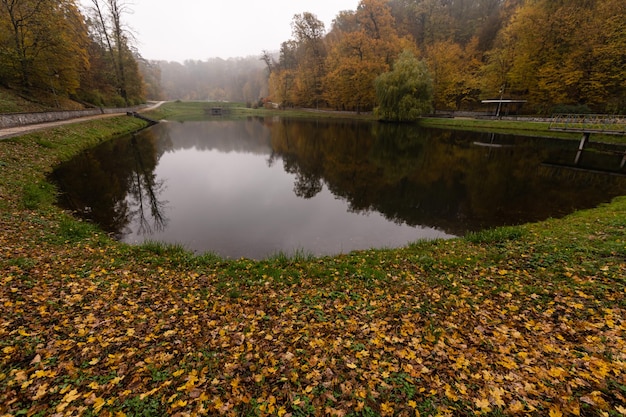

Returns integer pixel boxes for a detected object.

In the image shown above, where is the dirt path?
[0,101,165,140]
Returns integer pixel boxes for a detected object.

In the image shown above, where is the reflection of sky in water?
[122,147,451,259]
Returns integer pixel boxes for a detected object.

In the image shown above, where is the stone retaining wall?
[0,106,144,129]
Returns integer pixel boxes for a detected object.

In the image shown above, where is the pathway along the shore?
[0,101,165,140]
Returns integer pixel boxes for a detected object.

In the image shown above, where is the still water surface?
[52,117,626,259]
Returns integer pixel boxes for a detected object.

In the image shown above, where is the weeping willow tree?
[374,50,433,121]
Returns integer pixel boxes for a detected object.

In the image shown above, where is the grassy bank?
[418,117,626,144]
[149,101,375,122]
[1,113,625,416]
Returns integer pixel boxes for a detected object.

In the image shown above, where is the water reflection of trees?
[128,136,168,234]
[52,119,626,240]
[265,118,626,235]
[152,119,272,154]
[51,130,168,239]
[271,119,326,199]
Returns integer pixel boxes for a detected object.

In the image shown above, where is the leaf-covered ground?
[1,118,625,416]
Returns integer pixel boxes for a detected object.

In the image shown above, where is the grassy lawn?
[1,109,625,416]
[418,117,626,145]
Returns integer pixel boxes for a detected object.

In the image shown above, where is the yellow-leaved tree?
[323,0,414,113]
[426,38,482,111]
[483,0,626,113]
[0,0,89,101]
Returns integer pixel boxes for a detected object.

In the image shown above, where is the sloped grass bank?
[0,118,625,416]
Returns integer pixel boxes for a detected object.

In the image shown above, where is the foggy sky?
[80,0,360,62]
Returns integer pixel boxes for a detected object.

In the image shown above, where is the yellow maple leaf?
[456,382,468,395]
[615,405,626,415]
[475,398,491,411]
[355,388,367,399]
[173,399,187,408]
[445,384,459,401]
[18,328,32,337]
[508,400,525,413]
[139,387,159,400]
[32,383,48,400]
[380,402,394,416]
[2,346,15,354]
[109,376,123,386]
[548,367,567,378]
[56,389,80,412]
[549,406,563,417]
[230,377,240,389]
[490,386,506,407]
[93,397,106,413]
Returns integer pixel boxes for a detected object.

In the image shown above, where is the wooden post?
[574,132,590,165]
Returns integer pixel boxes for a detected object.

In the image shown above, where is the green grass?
[153,101,376,122]
[21,181,56,209]
[418,116,626,144]
[464,225,524,244]
[265,248,317,264]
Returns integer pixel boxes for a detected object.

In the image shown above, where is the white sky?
[79,0,361,62]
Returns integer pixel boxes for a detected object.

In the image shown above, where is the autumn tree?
[323,0,414,112]
[323,25,388,112]
[289,12,327,108]
[388,0,512,51]
[0,0,89,101]
[374,49,433,121]
[426,38,482,111]
[588,0,626,113]
[483,0,626,113]
[137,58,162,101]
[268,40,298,107]
[84,0,144,105]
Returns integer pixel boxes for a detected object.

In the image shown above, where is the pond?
[51,117,626,259]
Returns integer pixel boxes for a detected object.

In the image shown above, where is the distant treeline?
[150,58,269,105]
[3,0,624,114]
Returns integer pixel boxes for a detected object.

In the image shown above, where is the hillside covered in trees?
[0,0,145,110]
[2,0,625,114]
[265,0,625,114]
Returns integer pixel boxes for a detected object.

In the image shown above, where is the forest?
[0,0,145,108]
[1,0,625,114]
[265,0,626,114]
